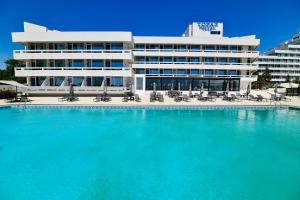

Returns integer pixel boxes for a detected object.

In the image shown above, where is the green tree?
[0,59,26,83]
[293,77,300,84]
[262,66,272,86]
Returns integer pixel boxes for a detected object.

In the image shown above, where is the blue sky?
[0,0,300,68]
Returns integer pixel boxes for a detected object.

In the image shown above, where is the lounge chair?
[150,93,156,102]
[122,94,129,102]
[280,94,291,102]
[174,94,181,102]
[198,93,208,101]
[248,94,260,101]
[158,94,164,102]
[183,94,191,102]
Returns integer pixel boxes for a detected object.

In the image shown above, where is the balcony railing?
[144,74,257,78]
[15,67,131,71]
[14,49,131,54]
[133,49,258,54]
[134,61,257,66]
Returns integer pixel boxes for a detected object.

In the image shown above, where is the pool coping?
[1,104,296,110]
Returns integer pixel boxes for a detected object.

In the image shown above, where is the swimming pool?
[0,107,300,200]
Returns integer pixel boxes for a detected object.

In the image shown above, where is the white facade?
[12,22,260,95]
[257,33,300,82]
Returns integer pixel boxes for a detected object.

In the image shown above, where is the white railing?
[13,49,259,54]
[134,61,257,66]
[144,74,257,78]
[133,49,258,54]
[26,86,129,93]
[14,49,131,54]
[15,67,131,71]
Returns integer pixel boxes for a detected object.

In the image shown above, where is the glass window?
[111,60,123,68]
[163,69,173,74]
[229,58,239,63]
[135,57,145,62]
[92,77,103,86]
[218,46,228,50]
[176,57,187,62]
[230,46,238,51]
[229,70,237,75]
[149,57,159,63]
[204,45,215,50]
[54,77,64,86]
[190,45,201,51]
[163,45,173,50]
[149,69,159,74]
[204,58,214,63]
[111,77,123,86]
[111,43,123,50]
[55,43,65,50]
[136,69,145,74]
[190,69,199,75]
[55,60,65,67]
[205,70,213,75]
[177,69,186,75]
[92,43,104,50]
[73,77,84,86]
[163,57,173,63]
[135,44,145,49]
[92,60,103,67]
[73,43,84,50]
[36,77,46,86]
[73,60,84,67]
[136,77,144,90]
[190,57,200,63]
[218,58,227,63]
[218,70,226,75]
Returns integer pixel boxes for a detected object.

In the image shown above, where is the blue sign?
[197,22,218,31]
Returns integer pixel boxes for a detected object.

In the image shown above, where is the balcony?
[13,49,132,60]
[132,62,258,70]
[133,49,259,58]
[15,67,132,77]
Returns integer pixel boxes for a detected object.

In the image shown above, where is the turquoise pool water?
[0,107,300,200]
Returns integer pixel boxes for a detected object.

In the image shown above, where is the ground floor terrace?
[1,89,299,107]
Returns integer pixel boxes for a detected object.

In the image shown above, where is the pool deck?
[1,90,300,108]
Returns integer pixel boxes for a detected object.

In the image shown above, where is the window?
[73,43,84,50]
[163,69,173,74]
[229,70,237,75]
[163,57,173,63]
[148,69,159,74]
[204,58,214,63]
[135,57,145,62]
[176,69,186,75]
[92,77,103,86]
[211,31,220,35]
[218,70,226,75]
[218,46,228,50]
[190,45,201,51]
[111,77,123,86]
[135,44,145,49]
[136,77,144,90]
[136,69,145,74]
[73,77,84,86]
[176,57,187,63]
[190,69,199,75]
[111,43,123,50]
[111,60,123,68]
[55,60,65,67]
[204,45,215,50]
[54,77,64,86]
[218,58,227,63]
[149,57,159,63]
[73,60,84,67]
[205,70,213,75]
[92,60,103,68]
[92,43,104,50]
[190,57,200,63]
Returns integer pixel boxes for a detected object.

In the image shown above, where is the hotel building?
[12,22,260,95]
[257,32,300,83]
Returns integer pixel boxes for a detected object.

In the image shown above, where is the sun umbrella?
[171,83,174,91]
[274,83,278,95]
[69,84,74,98]
[189,83,192,97]
[200,83,204,93]
[103,77,107,94]
[178,82,181,92]
[226,82,230,93]
[246,83,251,97]
[153,82,156,93]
